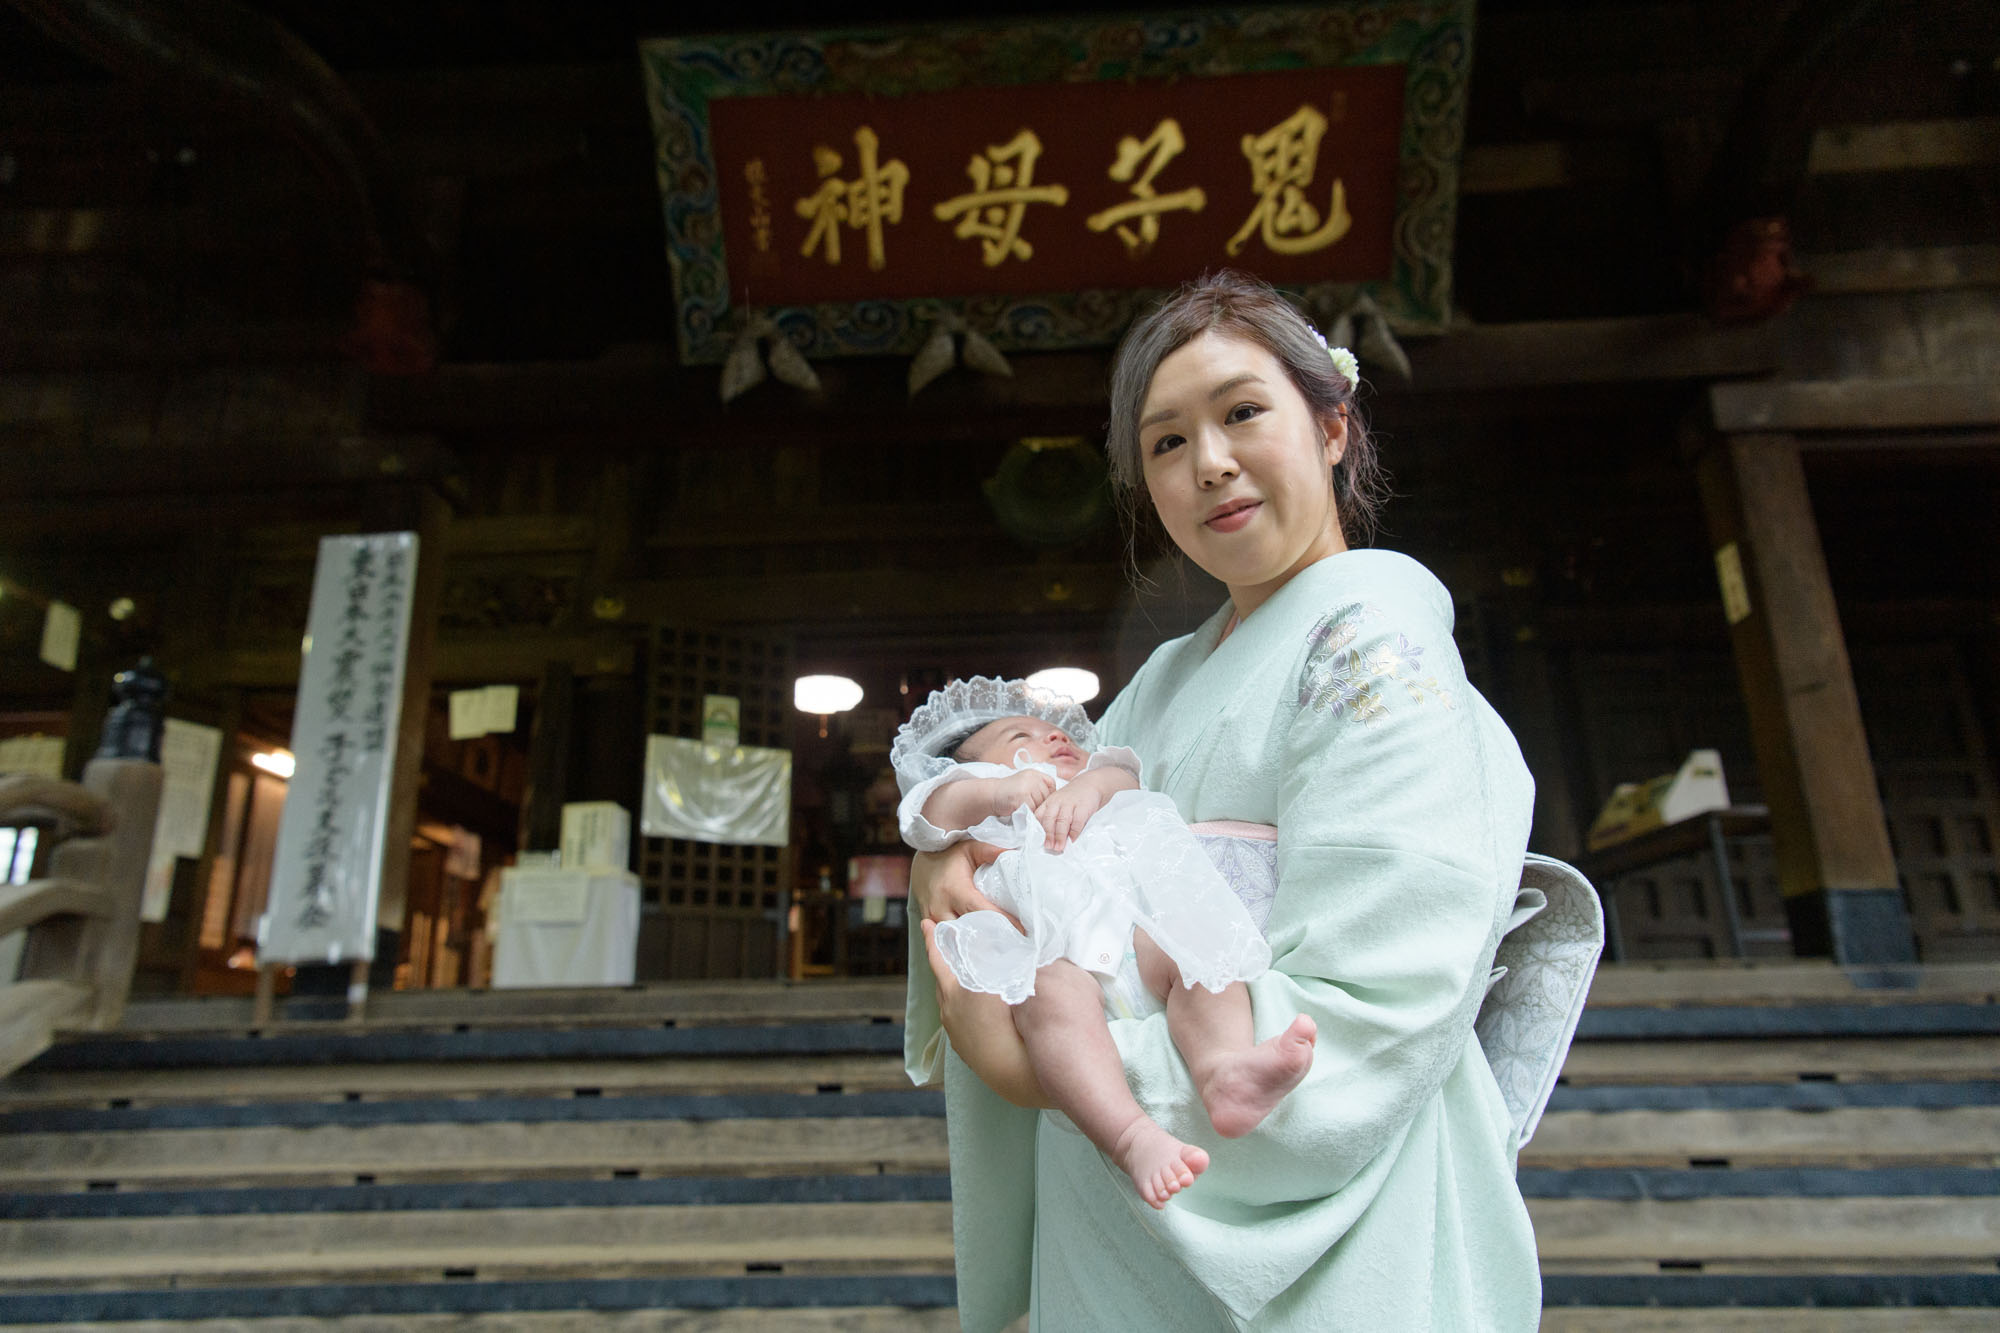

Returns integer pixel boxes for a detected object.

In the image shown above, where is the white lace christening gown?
[902,753,1271,1007]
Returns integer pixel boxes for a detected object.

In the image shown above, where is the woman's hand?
[909,841,1009,926]
[922,918,1050,1109]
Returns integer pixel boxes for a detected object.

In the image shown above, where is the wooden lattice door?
[1569,647,1788,959]
[637,624,794,980]
[1853,643,2000,961]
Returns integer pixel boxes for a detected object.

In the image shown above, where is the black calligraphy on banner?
[363,547,406,754]
[298,544,376,932]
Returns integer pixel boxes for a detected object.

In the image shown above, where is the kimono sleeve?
[1109,591,1534,1309]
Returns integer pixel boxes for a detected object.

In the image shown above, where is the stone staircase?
[0,965,1995,1330]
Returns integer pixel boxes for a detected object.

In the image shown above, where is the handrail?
[0,660,166,1077]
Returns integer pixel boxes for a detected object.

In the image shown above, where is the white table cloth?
[491,869,639,987]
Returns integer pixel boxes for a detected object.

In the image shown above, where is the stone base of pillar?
[1784,887,1918,966]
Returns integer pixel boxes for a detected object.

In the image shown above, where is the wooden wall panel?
[1854,644,2000,960]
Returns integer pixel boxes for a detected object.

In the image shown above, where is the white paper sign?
[262,533,419,964]
[141,719,223,922]
[39,601,80,672]
[0,735,65,778]
[480,685,519,735]
[447,684,520,739]
[1714,542,1752,626]
[641,735,791,847]
[448,689,485,740]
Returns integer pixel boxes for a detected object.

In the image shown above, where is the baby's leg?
[1012,959,1208,1208]
[1134,930,1317,1139]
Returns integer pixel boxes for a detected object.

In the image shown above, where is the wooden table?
[1574,805,1774,961]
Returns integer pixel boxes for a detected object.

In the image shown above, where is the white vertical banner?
[262,532,419,964]
[140,718,224,922]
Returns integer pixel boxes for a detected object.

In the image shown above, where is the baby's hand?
[990,769,1056,818]
[1035,780,1107,853]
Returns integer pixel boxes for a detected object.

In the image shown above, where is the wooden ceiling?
[3,0,1991,370]
[1,1,1995,699]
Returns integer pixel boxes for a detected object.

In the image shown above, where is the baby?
[894,677,1317,1208]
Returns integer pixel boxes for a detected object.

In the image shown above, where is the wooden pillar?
[143,530,239,994]
[521,658,574,852]
[1695,432,1915,965]
[375,486,451,997]
[1497,635,1585,861]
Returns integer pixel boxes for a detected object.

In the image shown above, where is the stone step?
[8,1036,1997,1114]
[2,1272,1995,1326]
[0,1053,917,1111]
[4,1192,1994,1290]
[1555,1035,2000,1085]
[4,967,1993,1326]
[7,1079,1993,1138]
[1523,1105,2000,1169]
[0,1199,956,1288]
[3,1314,963,1333]
[20,1001,1997,1081]
[6,1103,1993,1193]
[0,1276,959,1327]
[0,1115,952,1192]
[8,1307,2000,1331]
[115,981,909,1035]
[8,1167,1993,1224]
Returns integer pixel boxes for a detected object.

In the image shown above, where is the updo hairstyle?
[1105,270,1387,544]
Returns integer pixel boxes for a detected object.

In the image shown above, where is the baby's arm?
[920,768,1057,832]
[1035,764,1140,851]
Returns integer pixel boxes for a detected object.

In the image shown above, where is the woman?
[906,271,1540,1331]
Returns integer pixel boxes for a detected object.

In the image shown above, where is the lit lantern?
[1026,667,1099,705]
[794,674,863,738]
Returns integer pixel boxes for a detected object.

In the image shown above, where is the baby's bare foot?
[1200,1014,1317,1139]
[1111,1118,1210,1209]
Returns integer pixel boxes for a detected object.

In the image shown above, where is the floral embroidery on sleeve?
[1300,606,1457,721]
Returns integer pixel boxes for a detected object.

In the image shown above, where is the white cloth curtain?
[641,736,792,847]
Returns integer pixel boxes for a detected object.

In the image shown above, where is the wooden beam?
[196,632,635,692]
[1403,314,1777,391]
[363,314,1781,436]
[1459,142,1574,194]
[610,564,1132,627]
[1695,432,1912,965]
[1711,380,2000,433]
[446,515,597,557]
[1458,139,1650,195]
[1806,117,2000,175]
[1803,245,2000,296]
[646,504,997,551]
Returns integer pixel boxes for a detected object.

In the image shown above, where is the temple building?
[1,0,1995,1325]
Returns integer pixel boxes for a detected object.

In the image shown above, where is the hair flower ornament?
[1307,324,1361,394]
[1327,345,1360,394]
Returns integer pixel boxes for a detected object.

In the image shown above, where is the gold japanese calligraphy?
[1085,118,1207,258]
[932,129,1070,266]
[794,126,909,269]
[743,159,773,252]
[1227,104,1353,257]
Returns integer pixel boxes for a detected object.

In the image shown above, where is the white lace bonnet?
[890,675,1096,795]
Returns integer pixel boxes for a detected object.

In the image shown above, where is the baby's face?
[961,715,1086,780]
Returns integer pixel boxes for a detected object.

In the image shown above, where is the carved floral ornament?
[643,4,1472,404]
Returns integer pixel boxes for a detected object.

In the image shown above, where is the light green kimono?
[906,549,1541,1331]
